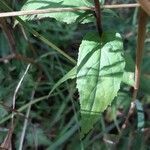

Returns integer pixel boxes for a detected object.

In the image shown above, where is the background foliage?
[0,0,150,149]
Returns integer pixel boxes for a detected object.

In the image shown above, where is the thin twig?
[103,3,140,9]
[0,102,28,119]
[7,64,31,149]
[19,89,35,150]
[0,54,35,64]
[122,8,148,129]
[0,4,140,18]
[0,7,94,18]
[15,54,35,64]
[0,54,15,62]
[11,64,31,124]
[18,72,41,150]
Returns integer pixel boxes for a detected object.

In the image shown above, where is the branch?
[0,54,15,62]
[18,74,41,150]
[0,4,140,18]
[122,8,148,129]
[138,0,150,16]
[0,54,36,64]
[103,3,140,9]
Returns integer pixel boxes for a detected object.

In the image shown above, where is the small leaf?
[76,32,125,137]
[20,0,94,24]
[122,71,134,86]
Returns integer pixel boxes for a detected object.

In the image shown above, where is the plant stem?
[122,8,148,129]
[0,4,140,18]
[94,0,103,37]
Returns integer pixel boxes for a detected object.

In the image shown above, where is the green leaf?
[48,66,134,97]
[122,71,134,86]
[20,0,94,24]
[76,32,125,137]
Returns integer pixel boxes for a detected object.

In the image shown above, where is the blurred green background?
[0,0,150,149]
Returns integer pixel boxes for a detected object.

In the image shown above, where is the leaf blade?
[76,32,125,136]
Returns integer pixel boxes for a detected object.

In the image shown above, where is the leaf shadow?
[77,45,100,73]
